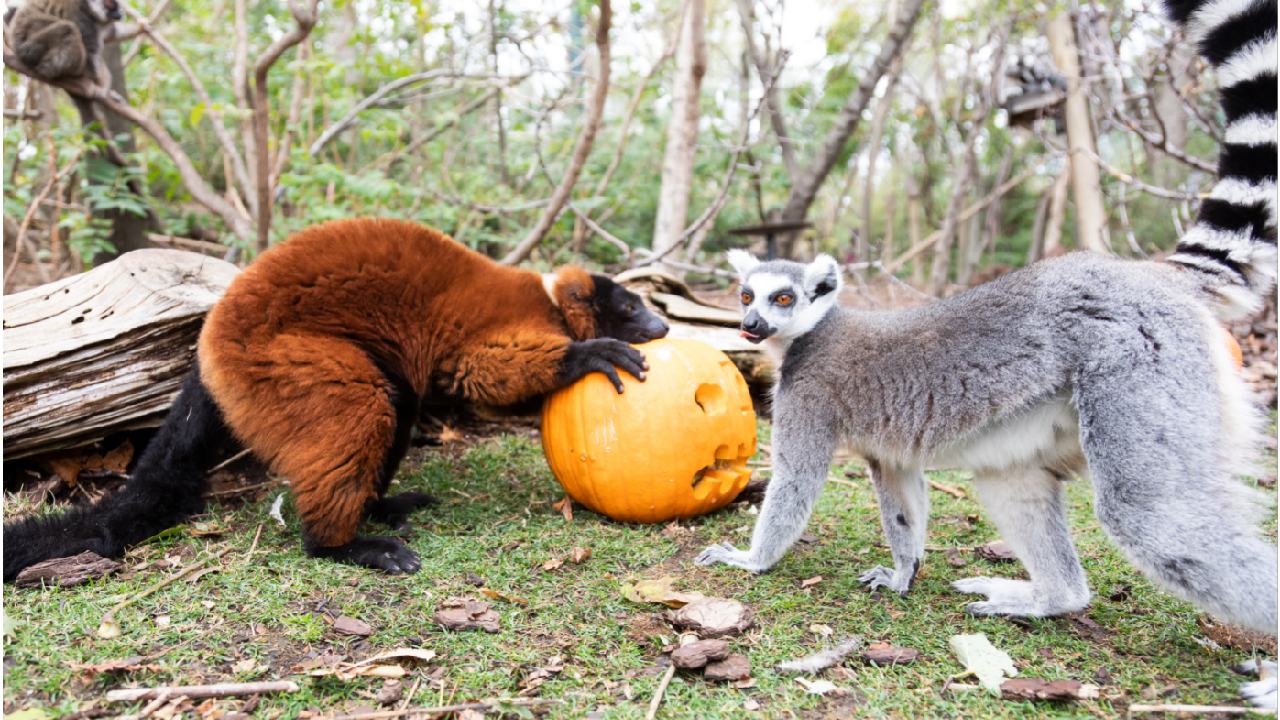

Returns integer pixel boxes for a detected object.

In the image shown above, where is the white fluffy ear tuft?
[726,249,761,278]
[804,254,842,299]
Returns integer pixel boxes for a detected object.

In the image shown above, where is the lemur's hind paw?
[695,543,764,573]
[369,492,438,530]
[1237,660,1277,710]
[858,565,911,594]
[311,535,422,574]
[953,576,1088,617]
[954,576,1041,616]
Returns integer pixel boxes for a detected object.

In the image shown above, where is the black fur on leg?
[3,362,232,583]
[367,492,438,530]
[305,534,421,574]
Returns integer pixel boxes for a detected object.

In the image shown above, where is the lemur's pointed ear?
[726,249,760,279]
[804,254,841,300]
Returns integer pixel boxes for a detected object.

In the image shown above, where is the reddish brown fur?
[198,218,596,547]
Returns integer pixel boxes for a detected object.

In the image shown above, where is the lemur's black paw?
[369,492,438,529]
[564,339,648,393]
[310,535,421,574]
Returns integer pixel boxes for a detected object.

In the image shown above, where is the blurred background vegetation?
[3,0,1225,293]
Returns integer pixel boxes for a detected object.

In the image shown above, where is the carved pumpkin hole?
[694,383,727,415]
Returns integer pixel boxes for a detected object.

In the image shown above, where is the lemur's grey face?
[726,250,842,344]
[87,0,123,22]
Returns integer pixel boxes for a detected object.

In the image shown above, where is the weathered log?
[2,249,239,459]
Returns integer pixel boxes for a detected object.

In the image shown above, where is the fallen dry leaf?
[375,679,403,706]
[541,557,564,572]
[434,597,500,633]
[743,698,761,711]
[96,616,122,639]
[69,656,160,677]
[950,633,1017,694]
[15,551,121,588]
[861,643,919,666]
[621,577,705,608]
[999,678,1100,702]
[809,624,834,638]
[552,496,574,522]
[332,616,374,637]
[704,654,751,682]
[671,639,730,670]
[479,588,528,605]
[231,658,263,675]
[1065,613,1112,643]
[570,546,592,564]
[1199,617,1279,654]
[976,540,1017,562]
[945,548,969,568]
[438,425,463,443]
[800,575,823,589]
[795,677,841,696]
[669,598,754,638]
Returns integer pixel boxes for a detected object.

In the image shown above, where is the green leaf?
[190,103,207,127]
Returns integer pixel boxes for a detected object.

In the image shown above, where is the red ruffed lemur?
[4,218,668,577]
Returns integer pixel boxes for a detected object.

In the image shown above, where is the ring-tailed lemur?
[699,0,1277,706]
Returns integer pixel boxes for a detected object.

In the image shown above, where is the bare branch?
[3,50,253,240]
[1110,106,1216,173]
[250,0,318,251]
[500,0,612,265]
[735,0,797,180]
[123,6,253,215]
[777,0,927,243]
[4,150,78,291]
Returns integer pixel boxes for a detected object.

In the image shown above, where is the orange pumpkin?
[1222,326,1243,369]
[541,338,757,523]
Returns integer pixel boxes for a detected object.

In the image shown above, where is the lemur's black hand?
[559,339,648,394]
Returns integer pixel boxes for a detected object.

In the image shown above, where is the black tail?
[1163,0,1277,319]
[4,363,231,582]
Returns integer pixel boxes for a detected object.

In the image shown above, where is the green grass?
[4,424,1276,719]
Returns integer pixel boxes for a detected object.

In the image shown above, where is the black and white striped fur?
[1165,0,1277,319]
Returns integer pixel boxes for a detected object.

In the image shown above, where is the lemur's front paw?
[695,543,763,572]
[565,339,648,393]
[858,565,912,594]
[1238,660,1278,710]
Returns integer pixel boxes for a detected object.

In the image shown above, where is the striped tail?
[1164,0,1278,320]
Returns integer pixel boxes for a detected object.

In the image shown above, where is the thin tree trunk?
[908,199,924,285]
[651,0,707,274]
[92,42,152,265]
[879,180,898,267]
[1047,12,1108,253]
[1027,185,1052,264]
[735,0,797,181]
[776,0,926,257]
[489,0,510,185]
[859,53,906,268]
[1043,161,1071,256]
[928,23,1011,294]
[960,150,1012,282]
[500,0,611,265]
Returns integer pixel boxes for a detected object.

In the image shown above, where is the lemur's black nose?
[742,313,768,335]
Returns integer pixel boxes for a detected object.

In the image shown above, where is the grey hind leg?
[954,467,1091,617]
[859,461,928,594]
[1091,471,1277,633]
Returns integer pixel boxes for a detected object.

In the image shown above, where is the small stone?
[671,639,730,669]
[704,653,751,682]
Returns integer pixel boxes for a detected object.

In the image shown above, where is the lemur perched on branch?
[4,0,122,120]
[4,218,669,576]
[701,0,1277,708]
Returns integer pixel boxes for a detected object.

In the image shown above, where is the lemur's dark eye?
[774,293,795,307]
[740,291,753,305]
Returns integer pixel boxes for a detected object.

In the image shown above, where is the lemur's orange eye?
[740,292,753,305]
[775,293,795,307]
